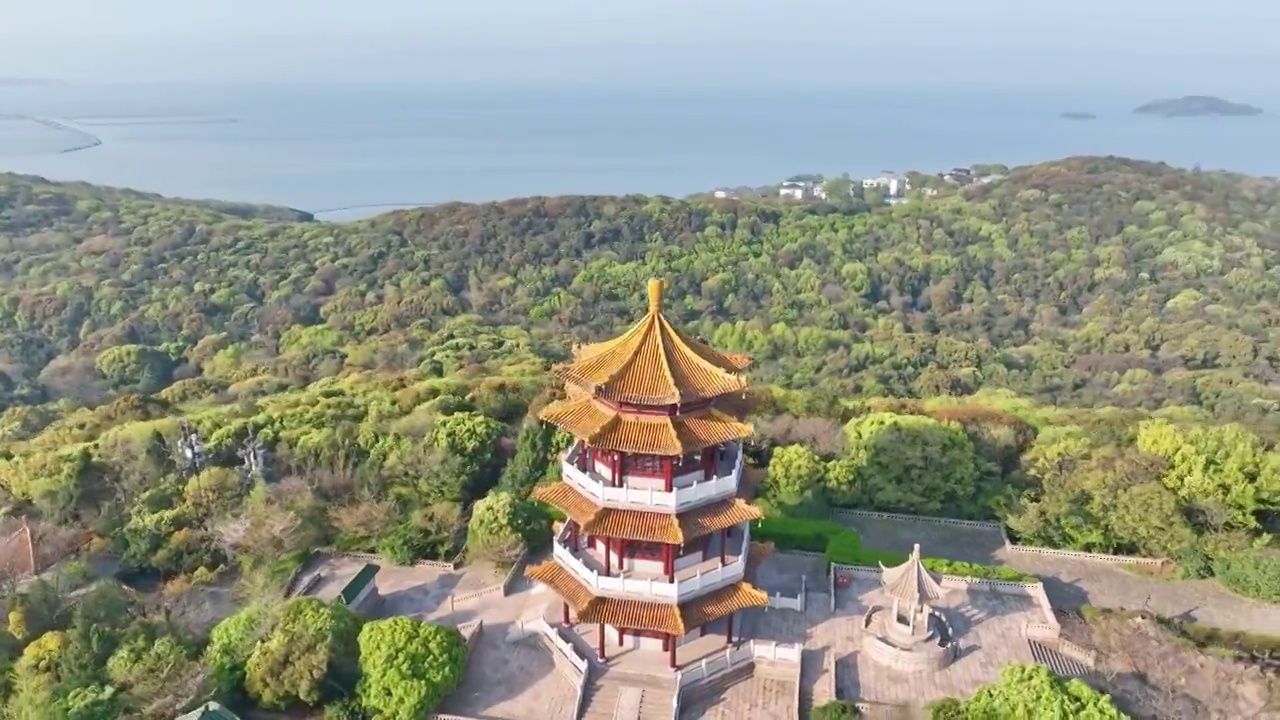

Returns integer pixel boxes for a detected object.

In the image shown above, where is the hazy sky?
[2,0,1277,92]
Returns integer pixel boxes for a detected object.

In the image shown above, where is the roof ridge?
[663,317,751,372]
[655,314,737,402]
[650,310,682,404]
[592,316,652,392]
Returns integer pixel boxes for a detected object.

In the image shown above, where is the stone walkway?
[438,629,578,720]
[679,663,798,720]
[837,514,1280,634]
[740,570,1043,713]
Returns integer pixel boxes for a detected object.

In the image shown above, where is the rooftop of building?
[553,279,751,406]
[0,517,90,578]
[174,701,240,720]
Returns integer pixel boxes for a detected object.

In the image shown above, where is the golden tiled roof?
[579,598,684,636]
[539,396,751,455]
[526,560,597,611]
[528,573,768,637]
[558,279,751,405]
[681,582,769,629]
[533,482,600,527]
[531,482,762,545]
[680,500,763,541]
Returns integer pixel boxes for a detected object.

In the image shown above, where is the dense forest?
[0,156,1277,717]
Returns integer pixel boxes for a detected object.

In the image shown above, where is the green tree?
[93,345,176,394]
[243,598,363,709]
[834,413,980,517]
[1212,547,1280,602]
[499,420,555,499]
[356,617,466,720]
[204,604,272,697]
[764,445,829,518]
[929,664,1126,718]
[467,490,537,563]
[1136,419,1278,530]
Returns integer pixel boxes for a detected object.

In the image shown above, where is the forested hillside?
[0,156,1278,717]
[2,157,1280,428]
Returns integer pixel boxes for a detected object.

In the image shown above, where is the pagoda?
[527,279,769,669]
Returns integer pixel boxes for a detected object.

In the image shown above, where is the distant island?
[1059,112,1097,121]
[1134,95,1264,118]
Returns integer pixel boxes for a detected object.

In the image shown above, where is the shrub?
[812,699,860,719]
[755,515,1033,582]
[1211,547,1280,602]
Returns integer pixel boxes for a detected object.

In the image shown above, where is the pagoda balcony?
[550,521,751,604]
[560,441,743,512]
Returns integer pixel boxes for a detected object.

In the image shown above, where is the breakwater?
[0,115,102,154]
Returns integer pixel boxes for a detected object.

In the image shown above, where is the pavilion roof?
[556,279,750,406]
[879,543,948,607]
[532,482,761,545]
[539,395,751,455]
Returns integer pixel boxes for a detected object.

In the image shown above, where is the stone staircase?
[580,675,621,720]
[796,647,832,718]
[638,683,675,720]
[1028,640,1090,678]
[579,669,676,720]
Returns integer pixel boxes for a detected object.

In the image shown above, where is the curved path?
[837,514,1280,634]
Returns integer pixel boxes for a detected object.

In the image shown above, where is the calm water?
[1,82,1278,220]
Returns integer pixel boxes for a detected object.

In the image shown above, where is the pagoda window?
[622,454,665,478]
[624,541,666,562]
[673,451,702,475]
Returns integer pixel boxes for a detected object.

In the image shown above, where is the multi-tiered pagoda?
[527,279,768,669]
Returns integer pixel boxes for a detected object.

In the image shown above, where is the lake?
[1,82,1278,220]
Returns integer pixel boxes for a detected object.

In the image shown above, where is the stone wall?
[830,508,1168,567]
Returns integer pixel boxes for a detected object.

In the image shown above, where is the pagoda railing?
[551,523,749,603]
[561,442,742,512]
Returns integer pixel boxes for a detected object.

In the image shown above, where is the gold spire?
[648,278,664,312]
[558,278,751,405]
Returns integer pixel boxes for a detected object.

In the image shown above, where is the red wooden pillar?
[597,623,606,660]
[702,448,714,481]
[665,544,674,582]
[726,613,734,644]
[668,633,677,669]
[720,528,728,565]
[663,457,674,492]
[700,624,707,637]
[562,602,570,625]
[618,627,625,646]
[615,452,625,486]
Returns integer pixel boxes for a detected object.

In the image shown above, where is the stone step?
[581,678,622,720]
[1028,640,1090,678]
[638,686,674,720]
[681,662,755,707]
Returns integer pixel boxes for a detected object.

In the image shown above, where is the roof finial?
[648,278,664,312]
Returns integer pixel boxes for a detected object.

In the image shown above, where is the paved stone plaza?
[678,663,798,720]
[439,627,580,720]
[838,513,1280,634]
[740,556,1045,713]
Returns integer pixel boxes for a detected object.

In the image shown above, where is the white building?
[779,181,810,200]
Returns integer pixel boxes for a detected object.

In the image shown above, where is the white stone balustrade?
[560,442,743,512]
[551,523,749,603]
